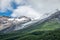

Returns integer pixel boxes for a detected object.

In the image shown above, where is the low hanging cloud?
[11,6,42,20]
[0,0,60,13]
[28,0,60,14]
[1,0,60,20]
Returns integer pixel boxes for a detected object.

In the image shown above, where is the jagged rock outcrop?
[0,16,31,33]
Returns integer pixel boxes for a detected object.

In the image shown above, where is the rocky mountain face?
[0,16,31,33]
[0,17,11,30]
[0,10,60,33]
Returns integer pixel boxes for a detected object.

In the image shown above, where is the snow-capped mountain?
[0,10,60,33]
[0,0,60,33]
[0,16,31,32]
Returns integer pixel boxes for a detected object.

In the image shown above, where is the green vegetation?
[0,18,60,40]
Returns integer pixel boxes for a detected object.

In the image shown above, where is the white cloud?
[11,6,42,20]
[10,0,60,20]
[0,0,13,12]
[1,0,60,13]
[1,0,60,20]
[14,0,23,5]
[0,0,27,12]
[28,0,60,14]
[14,0,27,5]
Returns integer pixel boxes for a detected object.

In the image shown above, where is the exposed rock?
[0,16,31,33]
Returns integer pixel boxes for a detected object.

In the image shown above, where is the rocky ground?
[0,16,31,32]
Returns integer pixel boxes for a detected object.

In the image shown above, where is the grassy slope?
[0,18,60,40]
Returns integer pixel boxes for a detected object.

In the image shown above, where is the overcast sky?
[28,0,60,13]
[0,0,60,19]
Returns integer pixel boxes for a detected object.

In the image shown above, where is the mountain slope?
[0,16,31,33]
[0,16,60,40]
[0,11,60,40]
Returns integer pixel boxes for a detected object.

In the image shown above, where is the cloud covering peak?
[0,0,60,20]
[11,6,41,20]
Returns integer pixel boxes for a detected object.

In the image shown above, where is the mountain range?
[0,16,31,33]
[0,10,60,40]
